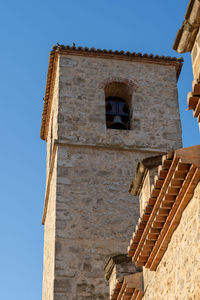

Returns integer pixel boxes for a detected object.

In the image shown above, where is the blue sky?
[0,1,199,299]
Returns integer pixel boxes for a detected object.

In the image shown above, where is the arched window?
[104,82,132,130]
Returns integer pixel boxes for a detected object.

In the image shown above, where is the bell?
[111,115,127,130]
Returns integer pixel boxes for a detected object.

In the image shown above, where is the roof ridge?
[52,44,184,62]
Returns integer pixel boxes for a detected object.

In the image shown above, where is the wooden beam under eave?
[132,157,179,262]
[158,168,168,179]
[145,164,195,268]
[152,221,163,229]
[147,233,159,241]
[154,215,167,222]
[117,281,127,300]
[193,82,200,95]
[171,178,183,187]
[167,186,180,195]
[130,290,139,300]
[193,99,200,117]
[161,201,174,209]
[164,194,177,201]
[147,166,200,270]
[162,158,173,170]
[122,295,132,300]
[187,95,200,110]
[135,291,144,300]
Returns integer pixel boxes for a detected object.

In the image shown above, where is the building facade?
[173,0,200,128]
[40,46,183,299]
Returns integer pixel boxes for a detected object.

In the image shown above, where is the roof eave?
[128,145,200,270]
[173,0,200,53]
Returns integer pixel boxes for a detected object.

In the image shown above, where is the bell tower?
[41,45,183,300]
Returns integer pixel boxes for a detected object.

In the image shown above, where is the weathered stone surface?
[42,154,57,300]
[57,55,182,151]
[143,182,200,300]
[42,53,182,300]
[191,27,200,80]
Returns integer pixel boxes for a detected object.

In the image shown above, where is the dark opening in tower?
[104,82,132,130]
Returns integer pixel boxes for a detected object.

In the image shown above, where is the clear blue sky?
[0,1,199,299]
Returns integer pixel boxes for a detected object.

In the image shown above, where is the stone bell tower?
[40,45,183,300]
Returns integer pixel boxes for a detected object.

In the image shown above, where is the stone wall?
[143,181,200,300]
[42,53,182,300]
[42,152,57,300]
[54,145,154,299]
[42,61,60,300]
[191,28,200,80]
[58,54,182,152]
[139,168,158,216]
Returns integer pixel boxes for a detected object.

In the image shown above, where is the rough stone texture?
[42,53,182,300]
[58,55,182,151]
[139,168,157,216]
[143,182,200,300]
[54,146,150,300]
[42,61,59,300]
[42,152,57,300]
[191,29,200,80]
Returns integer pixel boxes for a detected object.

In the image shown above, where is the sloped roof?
[40,45,183,141]
[128,145,200,271]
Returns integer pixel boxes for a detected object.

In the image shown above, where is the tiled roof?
[128,145,200,271]
[187,79,200,125]
[111,274,144,300]
[40,50,58,141]
[40,45,183,141]
[51,44,183,63]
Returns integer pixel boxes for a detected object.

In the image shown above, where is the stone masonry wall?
[42,53,183,300]
[42,152,57,300]
[42,62,59,300]
[139,171,151,216]
[58,54,182,152]
[143,181,200,300]
[191,29,200,80]
[54,146,155,300]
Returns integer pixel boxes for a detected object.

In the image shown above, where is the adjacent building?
[173,0,200,128]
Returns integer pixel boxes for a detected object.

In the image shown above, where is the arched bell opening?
[104,82,132,130]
